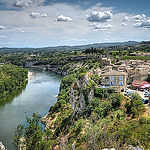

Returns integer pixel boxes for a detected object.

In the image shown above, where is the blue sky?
[0,0,150,47]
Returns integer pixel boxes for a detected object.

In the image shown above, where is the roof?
[132,80,149,86]
[101,70,128,76]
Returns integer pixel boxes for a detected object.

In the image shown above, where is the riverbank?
[0,142,7,150]
[26,65,67,76]
[28,71,33,80]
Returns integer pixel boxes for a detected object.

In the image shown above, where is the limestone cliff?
[70,72,96,113]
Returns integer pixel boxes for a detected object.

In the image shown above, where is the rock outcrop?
[0,142,7,150]
[70,73,95,113]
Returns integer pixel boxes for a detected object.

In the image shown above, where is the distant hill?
[0,41,139,54]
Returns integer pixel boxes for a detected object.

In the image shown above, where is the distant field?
[122,56,150,60]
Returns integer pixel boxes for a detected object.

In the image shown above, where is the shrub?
[107,93,122,109]
[94,102,112,118]
[60,74,76,90]
[90,98,100,108]
[94,88,108,99]
[139,117,148,124]
[125,93,145,118]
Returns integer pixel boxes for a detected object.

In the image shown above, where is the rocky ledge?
[0,142,7,150]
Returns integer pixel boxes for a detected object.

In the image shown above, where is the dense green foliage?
[0,53,27,66]
[122,55,150,60]
[125,93,145,118]
[0,65,28,97]
[14,113,52,150]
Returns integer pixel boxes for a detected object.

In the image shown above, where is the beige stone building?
[101,70,128,92]
[101,58,111,68]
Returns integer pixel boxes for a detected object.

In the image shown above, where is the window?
[110,76,114,80]
[120,76,123,80]
[120,81,123,86]
[112,81,115,86]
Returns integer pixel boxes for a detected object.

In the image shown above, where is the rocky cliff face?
[70,73,95,113]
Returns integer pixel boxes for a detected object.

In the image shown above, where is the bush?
[90,98,100,108]
[60,74,76,90]
[94,88,108,99]
[93,101,112,118]
[139,117,150,124]
[125,93,145,118]
[107,93,122,109]
[78,67,89,74]
[139,117,148,124]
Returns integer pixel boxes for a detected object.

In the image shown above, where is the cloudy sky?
[0,0,150,47]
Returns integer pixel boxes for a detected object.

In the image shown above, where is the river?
[0,69,62,150]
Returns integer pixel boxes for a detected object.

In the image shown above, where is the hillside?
[0,41,138,54]
[41,70,149,150]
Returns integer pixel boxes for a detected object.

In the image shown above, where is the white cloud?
[90,23,113,30]
[11,0,44,8]
[131,14,147,22]
[0,25,7,30]
[86,11,113,22]
[124,14,147,22]
[56,15,72,22]
[0,35,7,39]
[124,14,150,28]
[30,12,47,18]
[62,37,87,42]
[134,20,150,28]
[0,25,12,30]
[13,0,33,8]
[120,23,127,27]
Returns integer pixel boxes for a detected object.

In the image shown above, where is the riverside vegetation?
[0,65,28,98]
[1,41,150,149]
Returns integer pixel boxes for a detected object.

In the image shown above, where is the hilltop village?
[97,57,150,91]
[25,53,150,94]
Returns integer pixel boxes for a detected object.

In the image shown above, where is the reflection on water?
[0,69,62,150]
[0,84,27,106]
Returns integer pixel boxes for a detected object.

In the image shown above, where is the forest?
[0,65,28,97]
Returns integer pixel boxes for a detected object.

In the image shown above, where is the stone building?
[101,58,111,68]
[101,70,128,92]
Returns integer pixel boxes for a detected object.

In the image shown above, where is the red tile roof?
[132,80,149,86]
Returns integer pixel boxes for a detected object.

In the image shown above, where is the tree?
[125,93,145,118]
[13,125,24,147]
[146,74,150,82]
[110,94,122,109]
[14,113,51,150]
[24,113,43,150]
[94,88,108,99]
